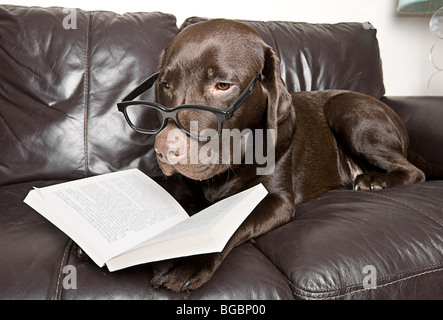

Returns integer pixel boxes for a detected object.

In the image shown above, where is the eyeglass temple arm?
[120,72,160,102]
[226,73,262,119]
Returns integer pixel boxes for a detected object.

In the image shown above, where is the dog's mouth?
[154,127,233,180]
[155,147,232,180]
[157,158,230,181]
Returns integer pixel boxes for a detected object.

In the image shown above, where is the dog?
[132,19,442,293]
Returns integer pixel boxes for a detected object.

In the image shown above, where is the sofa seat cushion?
[2,179,442,299]
[0,180,70,299]
[255,181,443,299]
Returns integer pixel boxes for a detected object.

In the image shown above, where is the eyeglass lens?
[125,104,220,137]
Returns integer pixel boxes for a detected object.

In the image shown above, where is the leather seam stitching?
[54,239,73,300]
[330,188,443,227]
[82,12,91,177]
[293,266,443,300]
[359,190,443,227]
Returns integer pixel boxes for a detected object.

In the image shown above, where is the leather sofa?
[1,5,442,300]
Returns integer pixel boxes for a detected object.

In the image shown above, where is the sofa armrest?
[381,96,443,167]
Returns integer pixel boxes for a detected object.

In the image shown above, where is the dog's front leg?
[150,192,295,293]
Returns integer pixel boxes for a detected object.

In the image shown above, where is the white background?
[5,0,443,96]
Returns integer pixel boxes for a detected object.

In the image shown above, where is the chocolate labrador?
[119,19,442,292]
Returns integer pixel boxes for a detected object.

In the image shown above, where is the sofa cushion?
[0,180,70,299]
[0,6,179,185]
[181,17,385,98]
[254,181,443,299]
[3,179,441,299]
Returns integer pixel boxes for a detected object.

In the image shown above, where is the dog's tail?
[408,147,443,180]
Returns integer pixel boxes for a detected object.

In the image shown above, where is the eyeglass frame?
[117,72,262,140]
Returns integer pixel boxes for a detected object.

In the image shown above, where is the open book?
[23,169,267,271]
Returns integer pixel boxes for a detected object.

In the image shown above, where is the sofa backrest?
[0,6,385,185]
[0,6,179,185]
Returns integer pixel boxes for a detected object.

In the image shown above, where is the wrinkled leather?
[255,182,443,299]
[0,6,178,185]
[0,5,442,299]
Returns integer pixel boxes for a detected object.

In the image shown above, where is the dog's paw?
[150,253,221,293]
[353,173,389,191]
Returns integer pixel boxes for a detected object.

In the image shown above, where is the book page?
[135,184,264,248]
[106,183,268,271]
[25,169,188,266]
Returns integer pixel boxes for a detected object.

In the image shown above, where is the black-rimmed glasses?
[117,72,261,140]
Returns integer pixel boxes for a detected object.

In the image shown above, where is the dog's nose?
[155,130,188,165]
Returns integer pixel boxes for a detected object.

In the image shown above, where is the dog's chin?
[157,160,230,181]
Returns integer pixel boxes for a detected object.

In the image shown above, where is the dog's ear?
[261,46,293,137]
[157,46,167,69]
[155,49,167,101]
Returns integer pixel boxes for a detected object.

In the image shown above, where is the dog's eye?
[161,81,170,89]
[215,83,231,91]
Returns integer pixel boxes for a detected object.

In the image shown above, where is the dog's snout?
[155,130,188,165]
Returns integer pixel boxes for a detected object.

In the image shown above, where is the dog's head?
[154,19,292,180]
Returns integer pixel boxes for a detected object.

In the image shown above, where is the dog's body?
[145,19,442,292]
